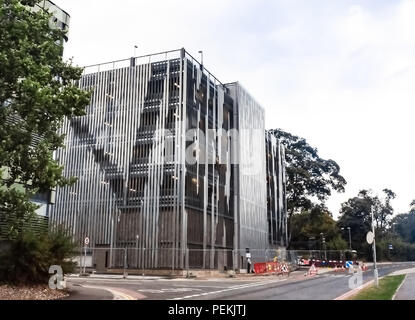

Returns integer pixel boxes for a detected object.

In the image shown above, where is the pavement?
[393,273,415,300]
[63,262,415,300]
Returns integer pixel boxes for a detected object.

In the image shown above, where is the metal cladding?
[34,0,70,41]
[225,83,269,263]
[50,49,287,270]
[265,131,288,248]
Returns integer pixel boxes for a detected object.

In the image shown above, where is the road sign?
[366,231,374,244]
[346,261,353,268]
[84,237,90,246]
[389,244,393,250]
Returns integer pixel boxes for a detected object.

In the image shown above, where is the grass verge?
[350,275,405,300]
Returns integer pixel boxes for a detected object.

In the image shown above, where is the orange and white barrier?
[334,265,345,273]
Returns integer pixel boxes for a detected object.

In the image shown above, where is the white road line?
[80,284,136,300]
[171,285,229,289]
[170,279,288,300]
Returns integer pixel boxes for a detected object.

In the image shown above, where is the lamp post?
[341,227,352,250]
[320,233,327,261]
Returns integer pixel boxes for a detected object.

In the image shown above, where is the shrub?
[0,226,77,285]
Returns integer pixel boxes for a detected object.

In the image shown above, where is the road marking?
[170,279,288,300]
[80,284,142,300]
[171,284,229,289]
[138,288,203,294]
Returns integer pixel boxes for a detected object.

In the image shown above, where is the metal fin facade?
[225,83,269,265]
[51,49,287,271]
[266,131,288,248]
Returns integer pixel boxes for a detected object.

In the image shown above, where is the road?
[65,262,415,300]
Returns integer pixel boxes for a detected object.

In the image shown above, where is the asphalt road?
[65,262,415,300]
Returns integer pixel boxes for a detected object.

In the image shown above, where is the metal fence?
[75,247,353,275]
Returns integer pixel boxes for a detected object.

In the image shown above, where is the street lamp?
[320,233,327,261]
[341,227,352,250]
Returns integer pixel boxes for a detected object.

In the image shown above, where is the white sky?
[54,0,415,219]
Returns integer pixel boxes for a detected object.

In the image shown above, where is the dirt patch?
[0,284,69,300]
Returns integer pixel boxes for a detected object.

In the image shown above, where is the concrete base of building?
[76,268,245,278]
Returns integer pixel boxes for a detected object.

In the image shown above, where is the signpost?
[366,231,374,245]
[346,260,354,273]
[369,208,379,286]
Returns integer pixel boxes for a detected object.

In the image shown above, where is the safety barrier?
[334,265,346,272]
[253,262,290,275]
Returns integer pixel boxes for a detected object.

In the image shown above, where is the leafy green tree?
[290,205,347,250]
[338,190,374,258]
[338,189,398,260]
[0,0,90,237]
[269,129,347,247]
[375,189,396,234]
[392,201,415,244]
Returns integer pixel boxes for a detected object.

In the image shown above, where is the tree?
[269,129,347,247]
[290,205,347,251]
[392,201,415,244]
[0,0,90,237]
[338,189,397,260]
[375,189,396,234]
[337,191,373,257]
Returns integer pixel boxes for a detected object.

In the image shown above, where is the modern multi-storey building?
[51,49,287,272]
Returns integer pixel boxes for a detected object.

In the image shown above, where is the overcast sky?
[54,0,415,218]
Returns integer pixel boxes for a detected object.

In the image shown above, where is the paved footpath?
[394,273,415,300]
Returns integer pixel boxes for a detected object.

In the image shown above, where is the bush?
[0,226,77,285]
[374,239,415,262]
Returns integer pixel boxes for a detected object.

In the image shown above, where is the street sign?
[389,244,393,250]
[366,231,374,245]
[84,237,90,246]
